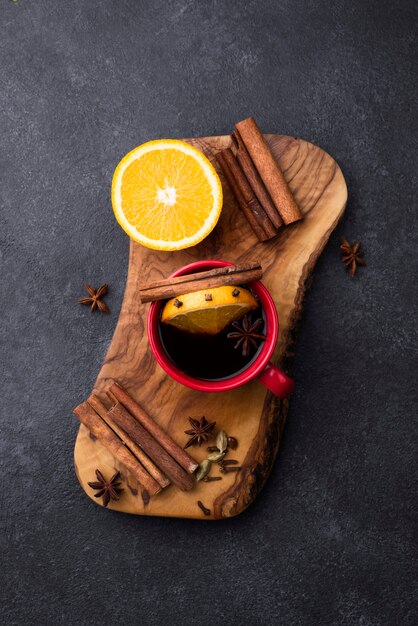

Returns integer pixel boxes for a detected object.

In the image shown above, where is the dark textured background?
[1,1,417,625]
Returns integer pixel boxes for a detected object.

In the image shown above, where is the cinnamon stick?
[138,263,263,303]
[108,402,195,492]
[87,394,170,489]
[73,401,161,496]
[221,148,276,240]
[231,130,283,229]
[217,150,275,242]
[108,382,199,474]
[217,151,267,241]
[235,117,303,224]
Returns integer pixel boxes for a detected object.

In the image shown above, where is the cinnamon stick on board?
[138,262,263,303]
[108,382,199,474]
[231,130,283,229]
[235,117,303,225]
[87,394,170,489]
[73,401,161,496]
[216,149,276,242]
[217,151,267,241]
[107,402,195,492]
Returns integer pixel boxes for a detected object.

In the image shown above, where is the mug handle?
[257,362,294,398]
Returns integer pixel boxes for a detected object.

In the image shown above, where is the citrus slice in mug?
[161,286,259,334]
[111,139,223,251]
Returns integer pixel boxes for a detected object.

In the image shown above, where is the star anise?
[340,240,366,277]
[227,315,266,357]
[78,284,109,313]
[184,416,216,449]
[87,469,123,507]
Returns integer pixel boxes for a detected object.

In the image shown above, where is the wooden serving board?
[74,133,347,519]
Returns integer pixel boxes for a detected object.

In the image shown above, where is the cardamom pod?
[216,430,228,454]
[207,450,226,462]
[195,459,211,482]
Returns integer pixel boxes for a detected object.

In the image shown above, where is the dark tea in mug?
[159,305,266,381]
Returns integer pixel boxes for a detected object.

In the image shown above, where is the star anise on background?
[87,470,123,507]
[184,416,216,449]
[78,284,109,313]
[340,240,366,277]
[227,315,266,357]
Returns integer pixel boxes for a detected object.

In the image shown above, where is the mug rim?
[147,259,278,392]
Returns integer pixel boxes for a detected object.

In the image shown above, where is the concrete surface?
[1,1,417,625]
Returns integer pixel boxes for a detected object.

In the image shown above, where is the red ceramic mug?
[147,260,294,398]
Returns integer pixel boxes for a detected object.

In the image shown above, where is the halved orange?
[111,139,223,251]
[161,286,259,334]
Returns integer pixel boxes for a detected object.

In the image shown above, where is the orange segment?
[161,286,259,335]
[111,140,223,251]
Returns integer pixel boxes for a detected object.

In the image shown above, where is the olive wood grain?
[73,133,347,519]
